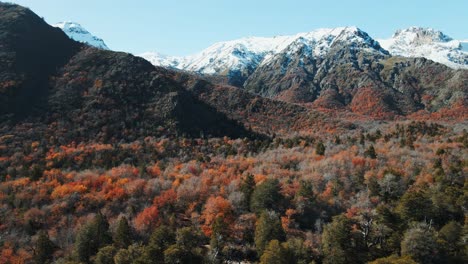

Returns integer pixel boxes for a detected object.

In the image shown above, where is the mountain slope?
[0,3,258,142]
[0,3,82,118]
[246,38,467,116]
[54,21,109,50]
[0,2,335,142]
[378,27,468,69]
[244,27,389,103]
[141,27,466,117]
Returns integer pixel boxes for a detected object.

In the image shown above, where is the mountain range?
[56,22,467,117]
[1,2,335,143]
[139,26,468,76]
[1,3,467,264]
[0,2,466,145]
[55,22,468,74]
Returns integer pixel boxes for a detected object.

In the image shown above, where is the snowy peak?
[378,27,467,69]
[140,26,388,78]
[392,27,453,44]
[141,26,468,80]
[54,22,109,50]
[260,27,388,67]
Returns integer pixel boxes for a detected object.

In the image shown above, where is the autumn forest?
[0,2,467,264]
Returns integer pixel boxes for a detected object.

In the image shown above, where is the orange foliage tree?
[201,196,233,236]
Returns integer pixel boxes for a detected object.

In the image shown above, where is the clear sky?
[7,0,468,56]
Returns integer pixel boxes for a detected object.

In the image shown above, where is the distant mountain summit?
[141,26,389,86]
[142,26,468,80]
[378,27,468,69]
[54,21,109,50]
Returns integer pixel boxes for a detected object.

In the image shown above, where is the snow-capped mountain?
[141,34,298,76]
[141,26,468,78]
[140,27,388,85]
[243,27,390,102]
[259,26,388,66]
[378,27,468,69]
[54,22,109,50]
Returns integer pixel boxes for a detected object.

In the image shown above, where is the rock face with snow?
[378,27,468,69]
[244,27,390,102]
[54,22,109,50]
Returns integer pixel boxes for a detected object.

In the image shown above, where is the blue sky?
[8,0,468,56]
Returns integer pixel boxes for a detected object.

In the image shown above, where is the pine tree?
[364,145,377,159]
[92,212,112,249]
[75,212,112,263]
[259,240,289,264]
[164,245,185,264]
[34,230,56,264]
[360,133,366,145]
[438,221,463,260]
[397,191,434,222]
[334,135,341,144]
[254,211,285,256]
[250,179,284,214]
[114,243,146,264]
[295,180,316,229]
[94,245,117,264]
[210,216,229,261]
[284,238,314,264]
[163,227,203,264]
[296,180,314,200]
[322,215,355,264]
[30,164,44,181]
[144,225,175,264]
[75,224,94,263]
[114,217,132,249]
[240,174,255,211]
[315,141,325,156]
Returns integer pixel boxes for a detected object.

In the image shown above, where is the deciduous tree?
[401,225,438,264]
